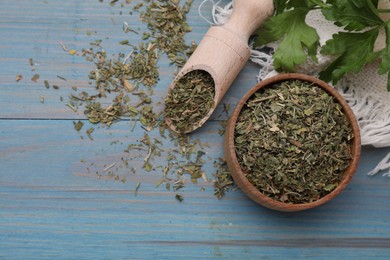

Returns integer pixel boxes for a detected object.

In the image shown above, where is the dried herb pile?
[234,80,353,204]
[164,70,215,133]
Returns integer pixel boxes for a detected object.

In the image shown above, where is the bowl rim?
[224,73,361,212]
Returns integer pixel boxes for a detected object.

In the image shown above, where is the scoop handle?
[223,0,274,41]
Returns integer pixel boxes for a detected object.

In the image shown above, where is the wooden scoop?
[165,0,274,133]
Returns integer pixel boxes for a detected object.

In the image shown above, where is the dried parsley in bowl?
[234,79,354,204]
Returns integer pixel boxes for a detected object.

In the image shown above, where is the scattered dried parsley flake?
[31,74,40,82]
[73,120,84,132]
[16,75,23,82]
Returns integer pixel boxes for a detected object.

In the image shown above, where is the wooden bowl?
[224,73,361,211]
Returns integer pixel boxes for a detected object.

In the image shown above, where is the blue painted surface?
[1,0,390,259]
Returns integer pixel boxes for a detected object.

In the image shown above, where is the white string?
[249,48,274,81]
[368,153,390,176]
[198,0,233,25]
[198,0,218,25]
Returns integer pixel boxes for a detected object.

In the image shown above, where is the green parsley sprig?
[254,0,390,90]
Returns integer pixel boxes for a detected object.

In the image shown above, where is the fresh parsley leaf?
[378,22,390,90]
[322,0,383,31]
[286,0,310,9]
[254,0,390,91]
[319,29,380,84]
[320,0,387,85]
[274,0,288,15]
[274,0,326,15]
[286,0,322,9]
[308,0,328,8]
[256,7,319,72]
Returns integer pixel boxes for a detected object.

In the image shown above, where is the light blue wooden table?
[1,0,390,259]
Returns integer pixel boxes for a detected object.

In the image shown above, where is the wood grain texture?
[1,0,390,259]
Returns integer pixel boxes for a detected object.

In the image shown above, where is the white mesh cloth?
[199,0,390,176]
